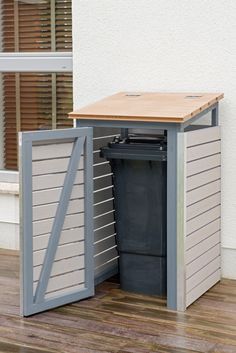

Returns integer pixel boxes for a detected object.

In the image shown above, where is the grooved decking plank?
[0,249,236,353]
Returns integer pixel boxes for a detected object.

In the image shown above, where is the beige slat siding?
[94,247,119,270]
[185,218,220,251]
[32,141,86,300]
[33,213,84,237]
[33,199,84,222]
[186,243,220,279]
[93,128,119,280]
[34,269,85,296]
[33,255,84,280]
[187,192,221,221]
[186,269,221,307]
[33,227,84,252]
[32,156,84,176]
[94,223,116,243]
[33,241,85,268]
[31,128,119,299]
[187,154,221,177]
[44,283,85,300]
[187,167,221,191]
[32,142,74,161]
[32,171,84,191]
[185,126,221,308]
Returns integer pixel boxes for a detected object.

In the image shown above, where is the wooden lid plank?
[69,92,224,123]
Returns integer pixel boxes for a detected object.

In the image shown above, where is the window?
[0,0,73,170]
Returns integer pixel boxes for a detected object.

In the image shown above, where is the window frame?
[0,0,73,173]
[0,52,72,72]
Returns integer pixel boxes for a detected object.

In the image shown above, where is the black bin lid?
[101,135,167,161]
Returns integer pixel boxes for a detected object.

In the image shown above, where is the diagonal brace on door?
[34,136,85,303]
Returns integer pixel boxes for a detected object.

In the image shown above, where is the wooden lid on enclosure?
[69,92,224,123]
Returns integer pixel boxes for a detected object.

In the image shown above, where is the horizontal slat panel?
[187,141,221,162]
[94,199,114,217]
[45,283,85,300]
[32,157,84,176]
[33,227,84,251]
[94,235,117,255]
[95,258,118,278]
[186,256,221,293]
[93,127,119,138]
[186,206,220,235]
[93,150,106,164]
[34,255,85,281]
[94,187,113,204]
[33,198,84,221]
[33,213,84,236]
[187,193,221,221]
[32,171,84,191]
[187,154,221,177]
[94,211,115,230]
[32,142,74,161]
[186,218,220,250]
[94,162,111,178]
[187,167,221,191]
[91,129,117,278]
[33,241,84,267]
[187,126,220,147]
[94,247,118,268]
[186,244,220,279]
[186,269,221,307]
[187,180,221,206]
[94,225,116,243]
[93,136,117,151]
[186,231,220,264]
[33,183,84,206]
[94,174,112,191]
[40,269,85,294]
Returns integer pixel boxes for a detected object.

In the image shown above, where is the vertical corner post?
[167,125,186,311]
[120,128,129,139]
[84,127,95,295]
[19,133,34,316]
[212,103,219,126]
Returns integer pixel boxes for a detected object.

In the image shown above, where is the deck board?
[0,249,236,353]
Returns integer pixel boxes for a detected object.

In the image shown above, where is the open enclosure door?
[19,128,94,316]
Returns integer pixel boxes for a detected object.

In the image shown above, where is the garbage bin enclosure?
[101,137,167,295]
[71,92,223,311]
[19,92,224,316]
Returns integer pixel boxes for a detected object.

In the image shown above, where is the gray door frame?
[19,127,94,316]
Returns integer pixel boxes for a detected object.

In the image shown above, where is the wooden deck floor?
[0,249,236,353]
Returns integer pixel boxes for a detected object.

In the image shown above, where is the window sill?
[0,171,19,195]
[0,182,19,195]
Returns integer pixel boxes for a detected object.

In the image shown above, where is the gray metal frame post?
[166,126,178,309]
[166,124,186,311]
[212,103,219,126]
[121,128,129,139]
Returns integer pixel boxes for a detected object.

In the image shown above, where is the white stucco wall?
[0,187,19,250]
[73,0,236,279]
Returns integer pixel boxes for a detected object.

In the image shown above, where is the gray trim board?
[19,134,33,316]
